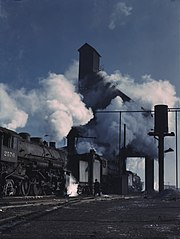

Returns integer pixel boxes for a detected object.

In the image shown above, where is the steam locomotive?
[0,126,69,197]
[0,126,108,197]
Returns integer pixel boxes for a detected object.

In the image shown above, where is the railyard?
[0,191,180,239]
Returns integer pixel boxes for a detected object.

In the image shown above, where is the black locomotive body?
[127,171,143,193]
[0,127,68,197]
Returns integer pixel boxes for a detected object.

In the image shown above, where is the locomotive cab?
[0,127,20,197]
[0,128,18,164]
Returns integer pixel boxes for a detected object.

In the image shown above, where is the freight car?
[0,126,69,197]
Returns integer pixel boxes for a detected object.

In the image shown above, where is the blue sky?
[0,0,180,94]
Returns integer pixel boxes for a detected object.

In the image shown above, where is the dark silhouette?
[94,179,101,196]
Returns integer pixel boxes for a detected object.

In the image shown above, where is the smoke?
[0,83,28,130]
[39,73,93,140]
[77,70,178,161]
[0,63,93,142]
[67,175,78,197]
[64,60,79,87]
[74,69,179,187]
[76,141,105,156]
[102,71,178,141]
[101,71,177,108]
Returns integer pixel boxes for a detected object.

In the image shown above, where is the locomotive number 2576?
[4,150,16,158]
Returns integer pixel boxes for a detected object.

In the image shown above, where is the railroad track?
[0,195,96,234]
[0,194,123,233]
[0,194,127,235]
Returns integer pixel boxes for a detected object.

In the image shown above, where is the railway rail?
[0,194,105,234]
[0,194,179,239]
[0,194,124,231]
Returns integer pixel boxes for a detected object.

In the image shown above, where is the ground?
[0,192,180,238]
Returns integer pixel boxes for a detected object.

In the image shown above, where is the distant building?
[78,43,130,110]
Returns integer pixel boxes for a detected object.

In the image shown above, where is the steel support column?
[158,135,164,192]
[145,156,154,192]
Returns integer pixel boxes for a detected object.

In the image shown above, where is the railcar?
[0,127,69,197]
[127,171,143,193]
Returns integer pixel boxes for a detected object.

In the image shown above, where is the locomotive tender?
[0,126,68,197]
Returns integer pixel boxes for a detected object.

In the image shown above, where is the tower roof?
[78,43,101,57]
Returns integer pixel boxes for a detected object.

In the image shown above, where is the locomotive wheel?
[31,178,43,196]
[3,179,16,196]
[20,177,30,196]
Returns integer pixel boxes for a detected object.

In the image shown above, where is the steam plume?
[0,65,93,142]
[0,83,28,130]
[77,69,179,186]
[77,70,178,160]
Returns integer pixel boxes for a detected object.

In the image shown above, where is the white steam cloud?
[0,83,28,130]
[40,73,93,139]
[78,70,178,161]
[76,69,179,187]
[0,62,93,142]
[103,72,177,107]
[102,71,177,132]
